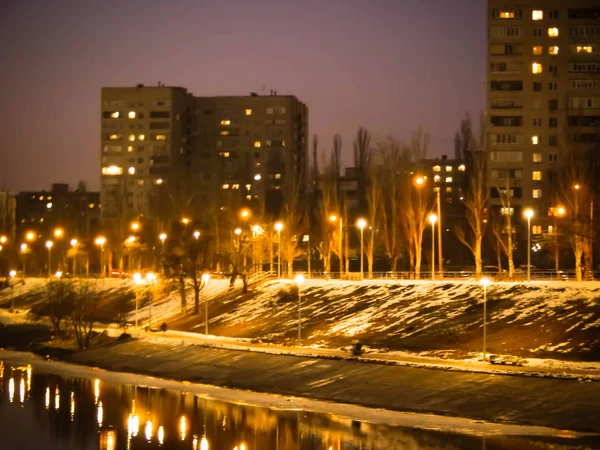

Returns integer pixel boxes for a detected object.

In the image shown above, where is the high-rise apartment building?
[100,85,308,225]
[487,1,600,233]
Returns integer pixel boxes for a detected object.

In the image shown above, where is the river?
[0,359,595,449]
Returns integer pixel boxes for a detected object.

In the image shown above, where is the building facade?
[100,85,308,225]
[487,0,600,235]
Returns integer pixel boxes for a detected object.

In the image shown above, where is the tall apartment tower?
[100,86,308,225]
[487,1,600,232]
[100,85,195,222]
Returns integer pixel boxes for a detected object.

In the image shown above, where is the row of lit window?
[532,46,559,56]
[433,176,454,183]
[33,195,53,201]
[101,166,144,176]
[496,10,555,21]
[108,134,167,141]
[432,165,465,173]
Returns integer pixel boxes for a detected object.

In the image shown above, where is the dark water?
[0,360,595,450]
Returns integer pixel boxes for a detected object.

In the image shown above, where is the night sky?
[0,0,486,193]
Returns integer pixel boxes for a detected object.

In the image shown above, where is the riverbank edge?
[1,348,598,442]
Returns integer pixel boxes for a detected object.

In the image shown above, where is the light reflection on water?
[0,360,591,450]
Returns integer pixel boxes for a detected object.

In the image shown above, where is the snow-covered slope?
[178,279,600,360]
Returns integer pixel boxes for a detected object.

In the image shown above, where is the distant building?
[100,85,308,225]
[16,183,100,240]
[0,190,16,239]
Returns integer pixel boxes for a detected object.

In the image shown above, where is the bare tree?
[70,282,99,350]
[43,280,76,334]
[454,115,489,276]
[364,153,383,278]
[491,176,516,279]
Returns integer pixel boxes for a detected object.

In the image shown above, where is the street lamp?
[20,243,28,278]
[193,230,200,240]
[0,235,7,244]
[275,222,283,278]
[181,217,191,226]
[53,228,64,239]
[428,213,438,280]
[296,274,305,344]
[45,240,53,277]
[356,219,367,280]
[146,272,156,329]
[95,237,106,278]
[202,273,210,335]
[130,221,141,232]
[25,231,36,242]
[480,277,490,361]
[524,208,534,282]
[240,209,250,220]
[55,271,62,279]
[9,270,16,311]
[554,206,566,278]
[70,239,78,277]
[329,215,343,275]
[234,228,242,236]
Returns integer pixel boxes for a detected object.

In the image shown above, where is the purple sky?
[0,0,486,192]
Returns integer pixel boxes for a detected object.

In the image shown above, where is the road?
[72,338,600,434]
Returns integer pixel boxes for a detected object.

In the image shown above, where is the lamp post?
[70,239,78,277]
[429,214,437,280]
[45,240,53,277]
[329,215,343,275]
[130,221,141,232]
[554,206,566,278]
[202,273,210,335]
[524,209,534,282]
[480,277,490,361]
[20,243,28,278]
[146,272,156,330]
[95,237,106,278]
[356,219,366,280]
[296,274,304,344]
[133,272,143,328]
[435,188,443,276]
[275,222,283,278]
[9,270,16,311]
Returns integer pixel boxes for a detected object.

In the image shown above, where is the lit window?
[549,46,559,55]
[128,111,136,119]
[532,225,542,235]
[548,27,559,37]
[46,202,52,209]
[445,177,453,183]
[275,173,281,179]
[434,175,441,182]
[219,130,229,136]
[137,180,144,186]
[446,166,453,172]
[532,136,539,145]
[577,46,592,54]
[532,10,543,20]
[433,165,441,172]
[89,203,95,208]
[221,184,230,190]
[138,134,145,141]
[102,165,123,175]
[245,109,252,116]
[154,179,164,185]
[110,111,120,119]
[501,207,514,216]
[128,167,135,175]
[533,46,543,55]
[254,174,261,181]
[533,153,542,162]
[220,120,231,125]
[155,134,167,141]
[246,184,251,190]
[548,225,554,234]
[533,188,542,198]
[281,140,286,146]
[47,196,52,200]
[109,134,120,140]
[500,11,515,18]
[446,187,453,193]
[220,152,230,158]
[127,145,134,152]
[458,164,465,171]
[532,171,542,180]
[254,141,261,148]
[232,184,240,189]
[246,195,252,200]
[39,196,44,200]
[532,62,543,74]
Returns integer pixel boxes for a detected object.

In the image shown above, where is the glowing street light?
[524,208,534,282]
[329,215,343,275]
[275,222,283,278]
[553,206,566,277]
[181,217,191,225]
[357,219,367,280]
[126,236,136,244]
[429,213,438,280]
[9,270,16,311]
[53,228,64,239]
[234,228,242,236]
[95,237,106,278]
[296,274,305,343]
[70,238,78,247]
[480,277,490,361]
[55,271,63,279]
[26,231,36,242]
[202,273,210,334]
[45,240,53,277]
[414,175,426,187]
[130,221,141,232]
[193,230,200,240]
[240,209,250,220]
[0,235,7,244]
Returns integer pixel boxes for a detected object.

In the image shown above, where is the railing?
[278,270,597,282]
